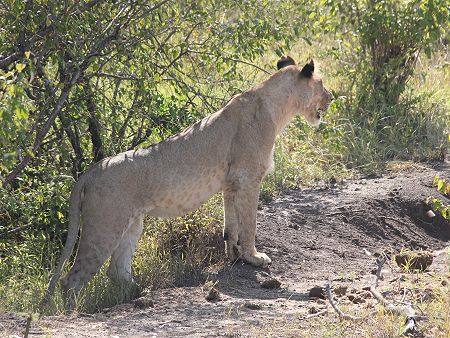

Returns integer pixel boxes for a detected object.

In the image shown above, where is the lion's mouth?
[316,108,323,120]
[316,103,331,119]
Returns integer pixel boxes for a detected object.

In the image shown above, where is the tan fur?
[43,57,333,302]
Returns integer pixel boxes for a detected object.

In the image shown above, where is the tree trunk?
[84,85,105,163]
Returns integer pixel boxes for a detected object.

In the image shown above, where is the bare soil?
[2,162,449,337]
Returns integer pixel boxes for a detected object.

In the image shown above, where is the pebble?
[206,287,221,302]
[309,286,325,299]
[261,278,281,289]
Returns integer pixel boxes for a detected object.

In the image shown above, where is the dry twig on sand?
[370,256,416,335]
[325,282,362,322]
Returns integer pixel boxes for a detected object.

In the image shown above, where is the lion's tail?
[40,176,85,307]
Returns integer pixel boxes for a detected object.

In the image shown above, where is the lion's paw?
[243,251,271,267]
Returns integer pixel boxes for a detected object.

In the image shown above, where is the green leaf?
[15,107,28,120]
[437,180,444,192]
[15,63,26,72]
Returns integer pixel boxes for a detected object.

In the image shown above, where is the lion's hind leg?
[107,215,144,285]
[60,213,129,303]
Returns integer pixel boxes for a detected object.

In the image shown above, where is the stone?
[206,287,221,302]
[309,286,325,299]
[261,278,281,289]
[133,296,154,309]
[244,302,262,310]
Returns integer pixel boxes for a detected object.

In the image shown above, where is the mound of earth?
[2,162,449,337]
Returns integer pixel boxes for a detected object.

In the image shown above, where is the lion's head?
[277,56,333,127]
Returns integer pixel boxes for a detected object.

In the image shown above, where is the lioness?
[43,56,333,302]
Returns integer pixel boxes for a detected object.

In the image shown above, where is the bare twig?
[325,282,362,321]
[379,216,411,227]
[301,308,328,320]
[0,52,21,70]
[369,256,416,335]
[86,72,142,81]
[0,222,34,237]
[325,209,365,217]
[380,216,424,238]
[2,13,124,188]
[187,49,271,74]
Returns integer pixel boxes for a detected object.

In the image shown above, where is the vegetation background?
[0,0,448,314]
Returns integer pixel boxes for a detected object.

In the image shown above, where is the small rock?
[334,286,348,297]
[261,278,281,289]
[363,248,372,256]
[309,286,325,299]
[133,296,154,309]
[244,302,262,310]
[426,210,436,218]
[421,288,435,302]
[309,306,319,314]
[206,287,221,302]
[395,251,433,272]
[347,294,366,304]
[359,291,372,299]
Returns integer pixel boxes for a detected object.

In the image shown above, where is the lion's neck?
[254,74,299,136]
[261,91,297,136]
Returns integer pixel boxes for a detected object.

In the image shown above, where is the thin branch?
[86,72,142,81]
[0,52,21,70]
[101,5,127,35]
[301,309,328,320]
[2,68,82,188]
[369,256,416,335]
[325,282,362,321]
[2,16,124,187]
[187,49,271,74]
[380,216,424,238]
[325,209,365,217]
[0,222,34,237]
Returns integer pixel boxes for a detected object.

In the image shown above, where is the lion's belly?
[148,172,224,218]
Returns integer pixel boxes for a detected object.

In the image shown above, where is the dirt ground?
[2,162,449,337]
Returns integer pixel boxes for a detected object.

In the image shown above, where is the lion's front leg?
[228,179,271,267]
[223,190,240,262]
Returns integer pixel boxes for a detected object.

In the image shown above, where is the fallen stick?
[325,209,365,217]
[302,308,328,320]
[369,256,416,335]
[325,282,362,322]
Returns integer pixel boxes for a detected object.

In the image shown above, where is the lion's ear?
[300,59,315,78]
[277,56,296,70]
